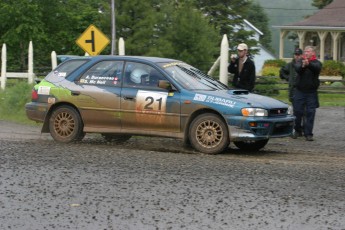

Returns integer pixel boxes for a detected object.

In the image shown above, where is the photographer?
[293,46,322,141]
[228,43,256,92]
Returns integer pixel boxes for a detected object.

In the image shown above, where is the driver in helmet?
[130,68,149,85]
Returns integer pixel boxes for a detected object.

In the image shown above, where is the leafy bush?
[261,66,280,77]
[320,60,345,77]
[263,59,287,68]
[261,59,286,77]
[254,76,280,96]
[330,82,344,87]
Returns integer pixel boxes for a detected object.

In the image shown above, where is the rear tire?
[189,113,229,154]
[49,105,84,143]
[233,139,269,151]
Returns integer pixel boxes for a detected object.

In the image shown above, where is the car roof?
[66,55,181,64]
[95,55,181,63]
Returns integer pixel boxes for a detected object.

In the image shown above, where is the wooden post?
[51,51,57,69]
[1,43,6,90]
[207,56,220,76]
[119,37,125,55]
[219,34,229,85]
[28,41,34,84]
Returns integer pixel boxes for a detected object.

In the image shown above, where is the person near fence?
[228,43,256,92]
[293,46,322,141]
[280,48,306,138]
[280,48,303,102]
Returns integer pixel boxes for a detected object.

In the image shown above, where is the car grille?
[269,108,288,116]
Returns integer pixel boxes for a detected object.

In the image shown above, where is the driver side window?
[124,62,165,88]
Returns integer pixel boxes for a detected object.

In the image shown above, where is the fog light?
[263,123,270,127]
[249,122,257,127]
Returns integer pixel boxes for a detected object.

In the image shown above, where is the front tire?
[233,139,269,151]
[189,113,229,154]
[49,105,84,143]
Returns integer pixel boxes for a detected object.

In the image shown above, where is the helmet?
[130,69,148,84]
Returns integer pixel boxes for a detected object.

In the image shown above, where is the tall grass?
[0,80,35,124]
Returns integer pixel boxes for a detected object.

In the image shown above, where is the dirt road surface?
[0,107,344,230]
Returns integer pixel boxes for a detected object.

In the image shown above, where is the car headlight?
[287,105,293,115]
[241,108,268,117]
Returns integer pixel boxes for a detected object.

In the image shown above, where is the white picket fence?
[0,41,36,90]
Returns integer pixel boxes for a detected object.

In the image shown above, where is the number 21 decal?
[144,96,163,110]
[136,90,168,112]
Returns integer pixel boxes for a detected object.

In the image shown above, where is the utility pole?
[111,0,116,55]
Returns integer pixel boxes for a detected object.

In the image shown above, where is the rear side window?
[53,59,89,78]
[78,61,124,87]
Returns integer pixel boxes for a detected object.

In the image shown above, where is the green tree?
[0,0,256,73]
[153,1,220,71]
[0,0,45,71]
[196,0,257,52]
[0,0,110,72]
[39,0,110,56]
[116,0,219,71]
[246,1,272,51]
[116,0,161,55]
[312,0,333,9]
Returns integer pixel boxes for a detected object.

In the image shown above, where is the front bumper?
[227,115,295,141]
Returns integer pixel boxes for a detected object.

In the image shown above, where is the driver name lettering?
[85,75,115,81]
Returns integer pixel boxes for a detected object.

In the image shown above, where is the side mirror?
[158,80,173,91]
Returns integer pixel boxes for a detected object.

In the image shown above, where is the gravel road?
[0,107,344,230]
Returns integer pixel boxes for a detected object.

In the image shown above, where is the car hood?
[195,89,288,109]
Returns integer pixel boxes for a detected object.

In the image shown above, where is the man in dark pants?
[228,43,256,92]
[280,48,303,102]
[293,46,322,141]
[280,48,305,138]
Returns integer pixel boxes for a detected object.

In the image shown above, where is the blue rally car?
[25,56,294,154]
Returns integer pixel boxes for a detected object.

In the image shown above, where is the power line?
[263,7,316,11]
[262,6,345,11]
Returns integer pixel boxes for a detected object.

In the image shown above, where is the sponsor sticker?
[58,72,67,77]
[205,96,236,108]
[47,97,56,104]
[193,94,236,108]
[193,93,207,102]
[38,86,51,95]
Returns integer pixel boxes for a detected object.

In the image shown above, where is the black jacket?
[228,57,256,92]
[280,60,298,102]
[294,59,322,93]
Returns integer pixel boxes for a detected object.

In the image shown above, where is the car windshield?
[159,62,228,90]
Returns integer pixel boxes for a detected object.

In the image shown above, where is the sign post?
[76,24,110,56]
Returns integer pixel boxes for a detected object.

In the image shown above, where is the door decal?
[136,90,168,114]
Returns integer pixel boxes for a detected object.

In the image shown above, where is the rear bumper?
[25,102,48,122]
[227,115,295,141]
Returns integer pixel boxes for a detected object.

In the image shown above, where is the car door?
[73,60,124,132]
[120,61,181,134]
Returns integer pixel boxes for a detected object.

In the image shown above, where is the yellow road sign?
[76,24,110,56]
